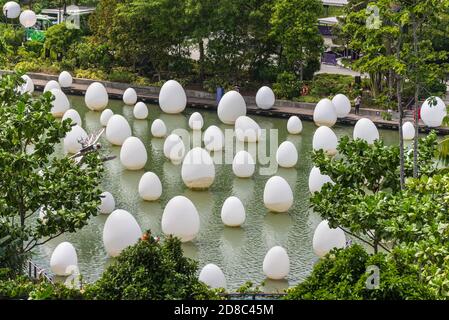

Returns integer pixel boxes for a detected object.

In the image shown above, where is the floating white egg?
[203,125,224,151]
[332,94,351,118]
[235,116,261,142]
[122,87,137,105]
[62,109,82,126]
[3,2,20,19]
[105,114,131,146]
[120,136,147,170]
[353,118,379,144]
[217,90,246,124]
[313,98,337,127]
[50,242,78,276]
[151,119,167,138]
[189,112,204,130]
[221,196,246,227]
[133,102,148,119]
[232,150,255,178]
[58,71,73,88]
[287,116,302,134]
[100,109,113,126]
[256,86,275,110]
[421,97,447,128]
[181,147,215,189]
[99,191,115,214]
[312,220,346,257]
[85,82,108,111]
[308,166,333,193]
[312,126,338,156]
[159,80,186,114]
[49,89,70,117]
[20,75,34,94]
[402,121,415,141]
[19,9,37,27]
[199,264,227,289]
[161,196,200,242]
[263,176,293,213]
[103,209,142,257]
[43,80,60,93]
[63,125,87,154]
[138,172,162,201]
[276,141,298,168]
[263,246,290,280]
[163,134,185,161]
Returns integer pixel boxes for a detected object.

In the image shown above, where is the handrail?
[24,260,54,284]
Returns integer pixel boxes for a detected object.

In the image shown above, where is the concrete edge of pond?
[2,69,448,135]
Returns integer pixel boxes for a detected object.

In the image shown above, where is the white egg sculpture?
[99,191,115,214]
[308,166,333,193]
[63,125,88,154]
[421,97,447,128]
[49,89,70,117]
[161,196,200,242]
[312,126,338,156]
[256,86,275,110]
[313,220,346,257]
[58,71,73,88]
[133,102,148,119]
[263,176,293,213]
[332,94,351,118]
[151,119,167,138]
[203,125,224,151]
[402,121,415,141]
[276,141,298,168]
[123,87,137,105]
[263,246,290,280]
[105,115,131,146]
[85,82,108,111]
[235,116,261,142]
[138,172,162,201]
[120,137,147,170]
[232,150,255,178]
[103,209,142,257]
[100,109,113,126]
[159,80,186,114]
[50,242,78,276]
[353,118,379,144]
[62,109,82,126]
[20,75,34,94]
[189,112,204,130]
[217,90,246,124]
[313,98,337,127]
[43,80,60,93]
[221,196,246,227]
[199,264,227,289]
[163,134,185,161]
[287,116,302,134]
[3,1,20,19]
[19,9,37,27]
[181,147,215,189]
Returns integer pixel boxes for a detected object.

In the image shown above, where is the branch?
[338,226,375,249]
[24,231,64,253]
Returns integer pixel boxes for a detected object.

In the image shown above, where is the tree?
[44,23,82,61]
[85,231,219,300]
[270,0,323,82]
[0,73,103,272]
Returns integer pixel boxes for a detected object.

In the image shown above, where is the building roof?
[322,0,348,6]
[41,6,95,15]
[318,16,339,25]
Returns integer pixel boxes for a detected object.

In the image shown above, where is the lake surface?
[33,95,400,292]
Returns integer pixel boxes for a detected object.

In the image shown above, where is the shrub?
[108,67,136,83]
[44,23,82,61]
[14,60,42,73]
[84,231,219,300]
[309,73,355,98]
[74,68,107,80]
[273,71,302,100]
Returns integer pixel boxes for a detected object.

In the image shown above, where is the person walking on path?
[354,95,361,115]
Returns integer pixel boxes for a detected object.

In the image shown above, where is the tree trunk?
[413,17,420,178]
[199,39,205,82]
[397,76,405,189]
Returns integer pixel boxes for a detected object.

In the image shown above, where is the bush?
[14,60,42,73]
[108,67,136,83]
[74,68,107,80]
[285,244,436,300]
[66,37,113,70]
[273,71,302,100]
[84,231,219,300]
[44,23,82,61]
[309,73,355,98]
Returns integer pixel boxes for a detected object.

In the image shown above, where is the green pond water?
[33,94,400,292]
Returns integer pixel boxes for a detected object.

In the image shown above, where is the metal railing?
[24,260,54,284]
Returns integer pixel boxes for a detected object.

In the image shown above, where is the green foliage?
[108,67,136,83]
[381,111,393,121]
[0,73,103,271]
[272,71,302,100]
[84,232,219,300]
[44,24,82,61]
[309,74,356,98]
[74,68,108,80]
[285,245,436,300]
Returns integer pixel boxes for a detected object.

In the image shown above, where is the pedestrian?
[354,95,361,115]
